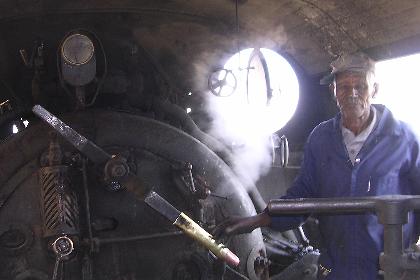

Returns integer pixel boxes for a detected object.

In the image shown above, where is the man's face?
[334,71,377,119]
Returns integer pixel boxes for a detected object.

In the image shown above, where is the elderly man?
[215,53,420,279]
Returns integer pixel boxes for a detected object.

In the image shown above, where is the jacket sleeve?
[407,137,420,238]
[409,138,420,192]
[270,133,318,232]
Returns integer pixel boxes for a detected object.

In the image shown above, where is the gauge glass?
[61,34,94,65]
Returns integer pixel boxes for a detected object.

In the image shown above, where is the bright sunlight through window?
[374,53,420,136]
[215,48,299,135]
[207,48,299,182]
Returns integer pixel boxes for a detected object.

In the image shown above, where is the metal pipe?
[81,159,94,253]
[268,197,377,215]
[408,198,420,209]
[383,225,403,257]
[267,195,420,280]
[382,224,404,279]
[93,231,184,245]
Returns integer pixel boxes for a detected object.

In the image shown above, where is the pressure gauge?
[60,32,97,87]
[61,34,95,66]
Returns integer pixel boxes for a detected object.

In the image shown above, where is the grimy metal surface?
[267,195,420,216]
[1,2,418,279]
[1,0,420,78]
[0,110,265,280]
[268,195,420,280]
[268,196,377,214]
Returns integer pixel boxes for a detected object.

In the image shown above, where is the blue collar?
[332,104,402,137]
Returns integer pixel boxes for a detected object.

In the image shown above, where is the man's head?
[322,52,379,120]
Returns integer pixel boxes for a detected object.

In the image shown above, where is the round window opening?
[213,48,299,134]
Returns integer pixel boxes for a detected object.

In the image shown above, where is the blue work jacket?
[270,104,420,279]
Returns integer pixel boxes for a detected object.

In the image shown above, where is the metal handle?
[279,135,289,168]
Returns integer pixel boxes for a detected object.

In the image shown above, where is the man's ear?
[372,82,379,99]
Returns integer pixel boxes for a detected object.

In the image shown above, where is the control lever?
[144,190,240,267]
[32,105,146,198]
[32,105,110,164]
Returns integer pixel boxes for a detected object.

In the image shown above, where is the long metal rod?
[268,197,377,214]
[82,159,94,253]
[93,231,184,246]
[32,105,111,164]
[268,195,420,215]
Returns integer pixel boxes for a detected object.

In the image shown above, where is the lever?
[32,105,146,199]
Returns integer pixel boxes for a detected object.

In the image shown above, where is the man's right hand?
[213,211,272,238]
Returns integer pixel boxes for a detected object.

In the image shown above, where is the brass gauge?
[60,32,97,87]
[61,34,95,66]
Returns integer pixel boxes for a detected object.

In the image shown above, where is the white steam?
[206,48,299,186]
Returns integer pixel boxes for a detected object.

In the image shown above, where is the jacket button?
[355,158,360,163]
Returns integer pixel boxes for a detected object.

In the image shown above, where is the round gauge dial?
[61,34,95,66]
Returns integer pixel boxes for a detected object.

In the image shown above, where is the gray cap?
[320,52,376,85]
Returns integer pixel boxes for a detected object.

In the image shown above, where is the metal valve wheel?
[208,68,237,97]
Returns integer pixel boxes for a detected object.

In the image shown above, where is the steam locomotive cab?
[0,17,290,280]
[1,1,420,280]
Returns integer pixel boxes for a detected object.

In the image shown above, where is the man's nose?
[351,88,359,97]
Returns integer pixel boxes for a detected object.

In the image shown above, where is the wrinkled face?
[334,71,377,119]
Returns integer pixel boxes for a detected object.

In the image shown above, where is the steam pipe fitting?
[268,195,420,280]
[52,236,74,258]
[104,156,129,178]
[376,199,408,225]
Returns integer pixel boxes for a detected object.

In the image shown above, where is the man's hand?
[213,212,271,238]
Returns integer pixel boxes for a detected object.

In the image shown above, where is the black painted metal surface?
[0,110,265,280]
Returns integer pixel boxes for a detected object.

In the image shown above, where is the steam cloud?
[205,91,274,188]
[194,24,294,190]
